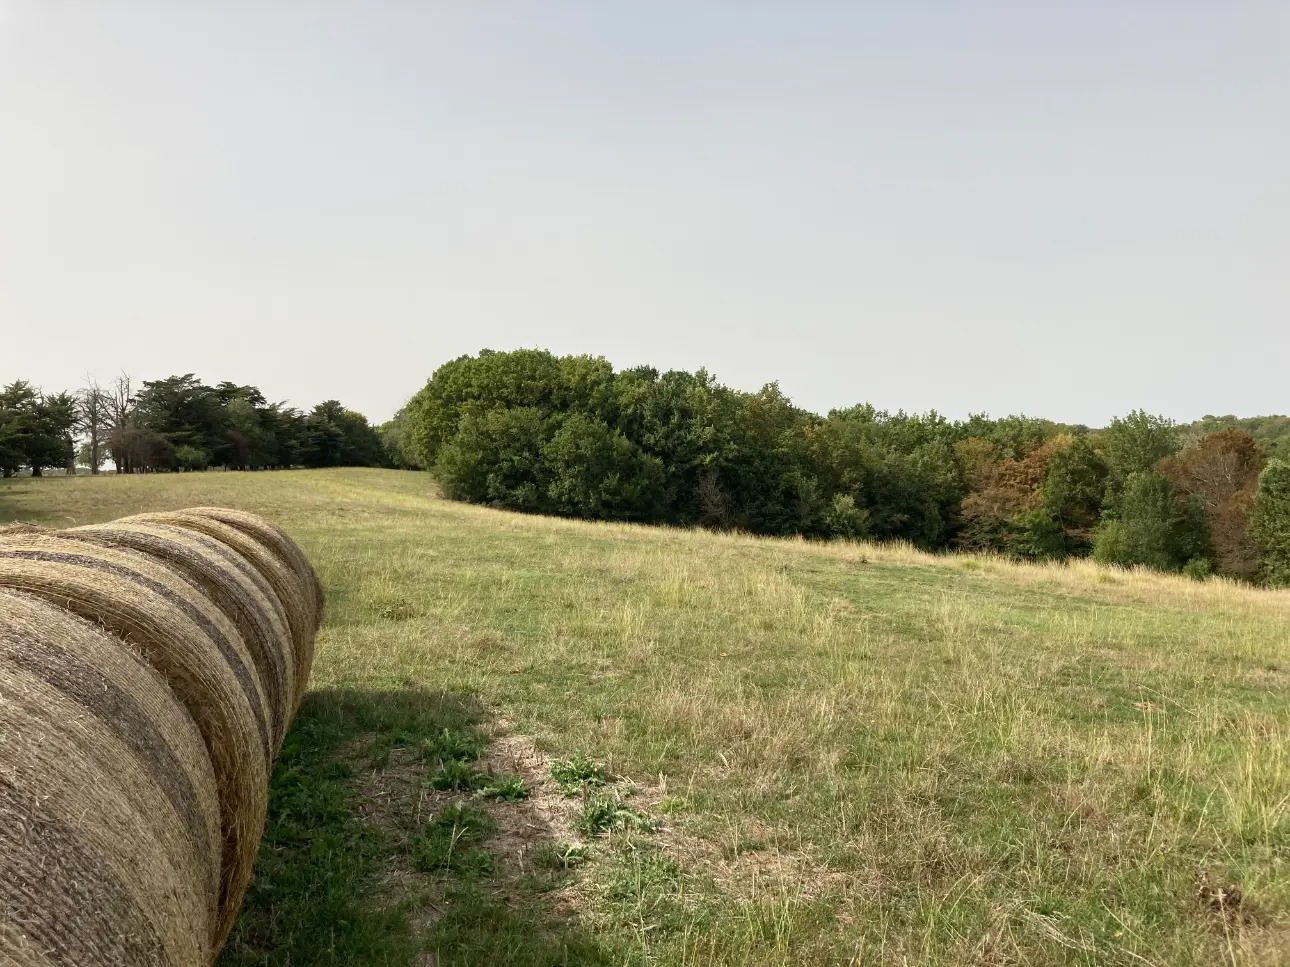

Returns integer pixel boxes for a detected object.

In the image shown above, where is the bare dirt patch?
[351,717,869,955]
[353,744,445,935]
[474,720,583,875]
[348,717,594,954]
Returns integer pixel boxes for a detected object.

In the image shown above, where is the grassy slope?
[3,468,1289,966]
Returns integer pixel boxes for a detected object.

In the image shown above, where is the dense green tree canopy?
[399,348,1289,584]
[3,374,384,475]
[0,381,77,477]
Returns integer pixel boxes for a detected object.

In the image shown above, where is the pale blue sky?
[1,2,1286,425]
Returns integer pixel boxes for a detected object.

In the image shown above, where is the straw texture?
[66,521,298,752]
[0,589,222,967]
[0,506,322,961]
[0,530,271,946]
[184,507,325,627]
[125,510,321,708]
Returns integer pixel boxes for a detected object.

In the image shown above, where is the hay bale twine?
[0,531,271,947]
[65,521,298,753]
[0,589,222,966]
[123,510,320,708]
[186,507,323,632]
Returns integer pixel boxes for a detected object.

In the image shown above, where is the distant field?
[3,468,1288,966]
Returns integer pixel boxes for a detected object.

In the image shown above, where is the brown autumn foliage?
[1158,429,1265,577]
[957,436,1068,536]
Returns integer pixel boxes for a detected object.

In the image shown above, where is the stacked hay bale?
[122,508,324,711]
[0,508,322,965]
[0,590,222,966]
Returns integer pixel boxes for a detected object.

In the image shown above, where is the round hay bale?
[186,507,323,633]
[0,589,222,966]
[0,522,47,538]
[0,532,270,946]
[65,521,297,752]
[123,510,319,708]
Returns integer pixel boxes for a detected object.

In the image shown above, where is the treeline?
[386,349,1290,587]
[0,374,383,476]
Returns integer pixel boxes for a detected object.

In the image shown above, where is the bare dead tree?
[74,376,113,474]
[104,372,135,473]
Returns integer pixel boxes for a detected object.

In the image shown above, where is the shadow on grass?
[219,686,619,967]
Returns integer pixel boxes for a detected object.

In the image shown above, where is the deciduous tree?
[1250,460,1290,587]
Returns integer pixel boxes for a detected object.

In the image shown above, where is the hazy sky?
[1,2,1286,426]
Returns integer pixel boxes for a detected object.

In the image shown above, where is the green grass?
[4,468,1290,965]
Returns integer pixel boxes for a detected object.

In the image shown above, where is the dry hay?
[183,507,324,627]
[0,530,271,947]
[0,589,222,967]
[122,509,321,709]
[0,506,324,959]
[65,520,298,753]
[0,523,43,536]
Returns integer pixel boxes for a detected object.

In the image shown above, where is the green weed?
[575,790,655,838]
[411,804,496,876]
[550,754,608,796]
[476,773,529,802]
[429,757,483,791]
[533,841,594,871]
[422,727,484,765]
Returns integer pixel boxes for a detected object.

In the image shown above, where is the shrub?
[542,414,665,520]
[173,445,210,472]
[821,493,870,539]
[435,406,550,512]
[1010,508,1068,561]
[1182,557,1214,581]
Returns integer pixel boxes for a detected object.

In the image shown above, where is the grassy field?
[3,468,1289,966]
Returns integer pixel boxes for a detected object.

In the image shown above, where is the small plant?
[476,773,528,802]
[1183,557,1214,581]
[550,753,608,796]
[602,851,682,902]
[532,841,593,871]
[376,598,418,621]
[429,757,483,791]
[422,727,484,765]
[411,803,495,876]
[574,789,655,837]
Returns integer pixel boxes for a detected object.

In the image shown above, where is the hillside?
[3,468,1288,966]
